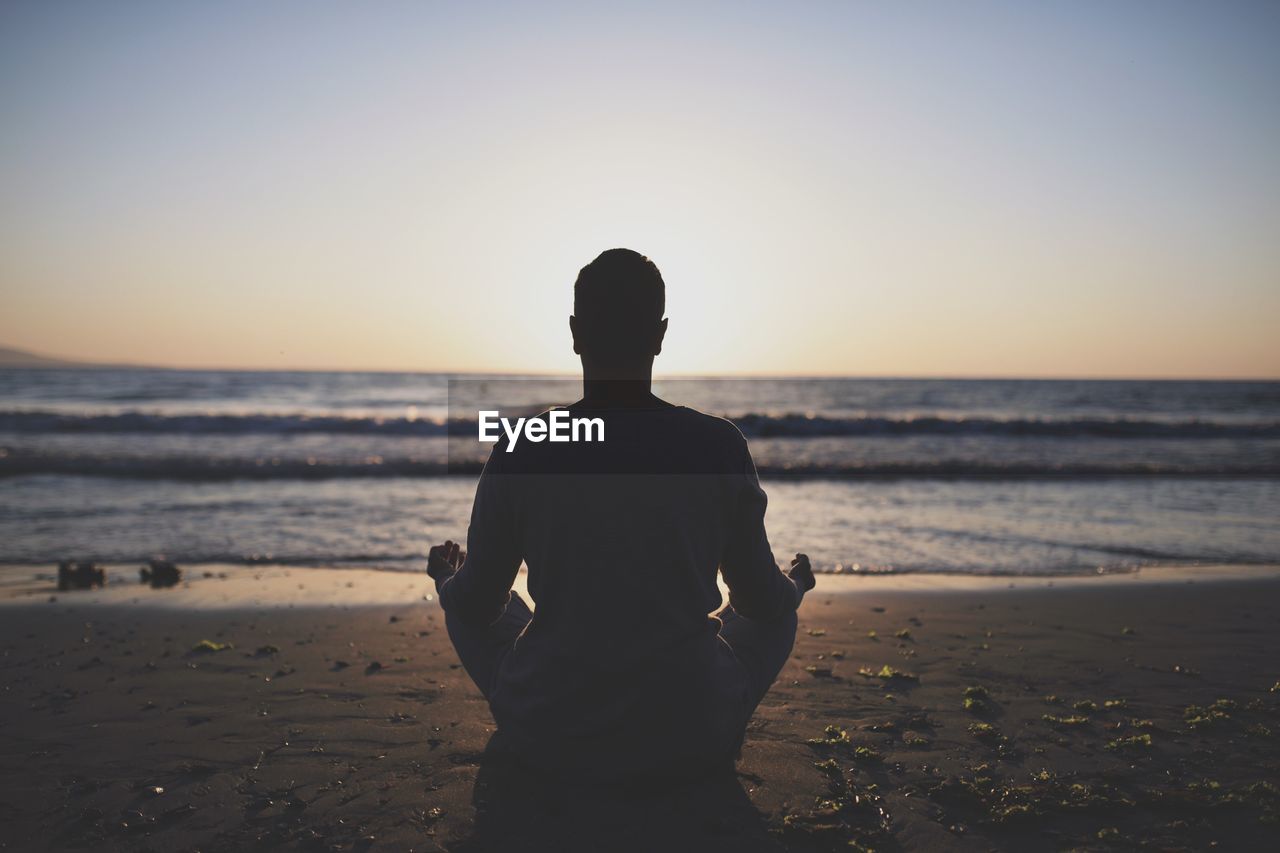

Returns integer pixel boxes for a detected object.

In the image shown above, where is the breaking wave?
[1,450,1275,480]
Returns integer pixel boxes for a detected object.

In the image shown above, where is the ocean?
[1,369,1278,576]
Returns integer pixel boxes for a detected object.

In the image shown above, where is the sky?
[1,1,1278,378]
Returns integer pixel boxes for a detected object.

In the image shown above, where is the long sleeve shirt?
[437,405,800,778]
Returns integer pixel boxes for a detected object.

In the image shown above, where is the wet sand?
[1,567,1278,851]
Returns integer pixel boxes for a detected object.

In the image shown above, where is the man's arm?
[432,450,523,625]
[719,440,814,620]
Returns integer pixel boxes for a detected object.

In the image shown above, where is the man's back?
[439,405,799,778]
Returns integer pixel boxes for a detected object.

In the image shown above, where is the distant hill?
[0,345,94,368]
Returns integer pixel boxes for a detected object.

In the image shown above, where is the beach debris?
[807,726,885,766]
[786,752,893,851]
[806,628,826,636]
[252,644,280,657]
[1073,699,1097,712]
[118,807,156,832]
[140,559,182,588]
[1041,714,1090,727]
[857,664,919,683]
[365,660,384,674]
[967,722,1000,741]
[894,629,912,640]
[807,725,852,747]
[962,685,991,714]
[57,560,105,591]
[804,664,835,678]
[904,713,937,731]
[917,771,1138,833]
[813,757,841,776]
[904,733,929,747]
[189,639,233,655]
[1183,699,1234,730]
[1105,733,1152,751]
[1103,698,1128,710]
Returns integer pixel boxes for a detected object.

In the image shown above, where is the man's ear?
[569,315,581,355]
[653,317,668,356]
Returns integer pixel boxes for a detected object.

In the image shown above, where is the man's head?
[570,249,668,374]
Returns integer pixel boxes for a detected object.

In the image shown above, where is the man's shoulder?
[669,406,749,444]
[653,407,751,465]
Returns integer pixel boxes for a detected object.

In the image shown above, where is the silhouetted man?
[427,248,813,781]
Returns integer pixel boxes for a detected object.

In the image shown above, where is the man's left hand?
[427,539,464,581]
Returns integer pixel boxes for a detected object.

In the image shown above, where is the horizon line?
[4,364,1277,384]
[3,344,1277,383]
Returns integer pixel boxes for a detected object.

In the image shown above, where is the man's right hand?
[787,553,815,592]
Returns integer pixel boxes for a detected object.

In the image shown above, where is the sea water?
[1,370,1277,576]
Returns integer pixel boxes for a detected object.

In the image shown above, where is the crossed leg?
[445,591,535,699]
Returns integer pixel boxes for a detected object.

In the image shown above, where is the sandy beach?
[0,565,1276,852]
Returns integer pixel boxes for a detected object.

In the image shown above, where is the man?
[427,248,814,782]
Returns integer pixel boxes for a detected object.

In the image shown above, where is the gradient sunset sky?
[2,1,1277,377]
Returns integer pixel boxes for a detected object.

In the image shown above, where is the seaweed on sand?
[781,755,896,852]
[963,686,992,714]
[1184,700,1235,731]
[968,722,1000,741]
[807,725,852,747]
[1105,734,1153,751]
[857,665,919,683]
